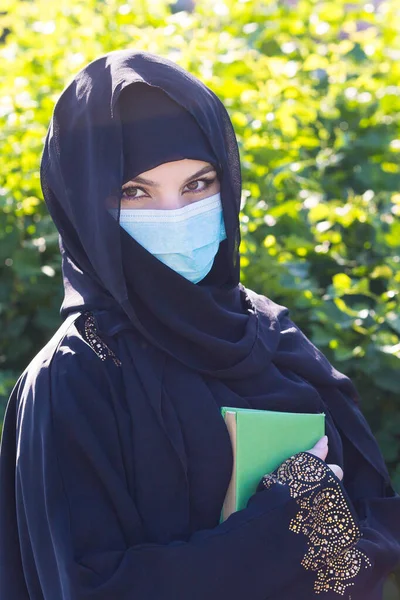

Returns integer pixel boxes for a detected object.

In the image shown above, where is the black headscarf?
[39,49,390,482]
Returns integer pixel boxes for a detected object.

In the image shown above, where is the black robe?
[1,49,400,599]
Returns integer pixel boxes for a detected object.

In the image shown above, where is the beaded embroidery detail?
[82,313,121,367]
[261,452,372,597]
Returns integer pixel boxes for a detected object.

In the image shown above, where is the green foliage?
[1,3,400,590]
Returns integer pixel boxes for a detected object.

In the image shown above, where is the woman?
[0,49,399,600]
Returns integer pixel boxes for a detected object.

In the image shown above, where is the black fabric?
[1,49,400,600]
[120,82,218,183]
[1,312,400,600]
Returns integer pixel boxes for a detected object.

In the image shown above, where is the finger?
[327,464,344,481]
[306,444,329,461]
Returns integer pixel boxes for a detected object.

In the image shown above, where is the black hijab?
[39,48,390,484]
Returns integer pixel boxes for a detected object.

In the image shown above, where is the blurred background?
[0,0,399,595]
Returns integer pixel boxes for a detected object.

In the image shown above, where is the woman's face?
[120,159,220,210]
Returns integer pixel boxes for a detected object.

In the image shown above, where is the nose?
[160,195,191,210]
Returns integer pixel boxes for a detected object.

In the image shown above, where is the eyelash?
[121,177,216,200]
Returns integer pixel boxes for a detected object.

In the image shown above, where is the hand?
[306,435,344,481]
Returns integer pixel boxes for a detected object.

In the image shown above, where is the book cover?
[220,406,325,522]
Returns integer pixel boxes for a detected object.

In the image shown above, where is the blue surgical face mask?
[112,192,227,284]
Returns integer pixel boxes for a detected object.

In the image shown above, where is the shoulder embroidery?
[261,452,372,597]
[81,312,122,367]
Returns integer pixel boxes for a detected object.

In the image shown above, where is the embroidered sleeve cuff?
[257,451,372,596]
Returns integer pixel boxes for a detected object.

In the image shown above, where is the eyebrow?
[123,165,217,188]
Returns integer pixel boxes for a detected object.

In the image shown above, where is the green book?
[220,406,325,523]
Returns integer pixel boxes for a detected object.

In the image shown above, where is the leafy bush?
[1,0,400,592]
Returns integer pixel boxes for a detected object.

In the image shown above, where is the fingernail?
[316,435,328,448]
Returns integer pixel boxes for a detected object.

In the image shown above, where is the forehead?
[123,160,217,187]
[136,159,214,177]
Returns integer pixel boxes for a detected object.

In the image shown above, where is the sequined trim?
[81,313,121,367]
[261,452,372,597]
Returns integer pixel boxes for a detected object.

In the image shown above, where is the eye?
[121,186,147,200]
[184,177,216,194]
